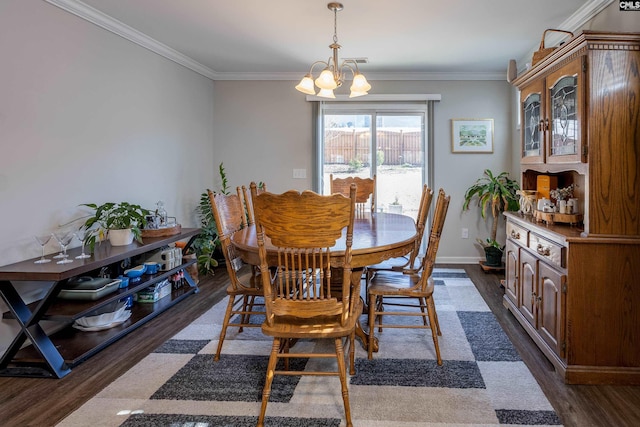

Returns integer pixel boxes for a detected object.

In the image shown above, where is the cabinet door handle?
[537,244,550,256]
[510,230,520,239]
[537,119,549,131]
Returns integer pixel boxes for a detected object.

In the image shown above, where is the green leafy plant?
[191,191,219,276]
[348,158,363,172]
[79,202,150,252]
[188,162,230,276]
[462,169,520,250]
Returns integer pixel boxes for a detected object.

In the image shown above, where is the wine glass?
[52,232,66,259]
[34,234,52,264]
[74,229,91,259]
[53,231,74,264]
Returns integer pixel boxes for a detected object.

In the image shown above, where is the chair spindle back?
[251,182,357,326]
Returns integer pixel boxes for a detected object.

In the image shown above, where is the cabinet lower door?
[519,250,537,327]
[537,261,566,358]
[504,240,519,305]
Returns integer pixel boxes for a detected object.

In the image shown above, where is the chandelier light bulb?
[350,73,371,93]
[295,74,316,95]
[348,90,368,98]
[317,88,336,99]
[315,69,338,90]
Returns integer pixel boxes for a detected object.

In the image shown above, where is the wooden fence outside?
[324,128,423,166]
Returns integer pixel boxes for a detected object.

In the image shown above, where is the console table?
[0,228,200,378]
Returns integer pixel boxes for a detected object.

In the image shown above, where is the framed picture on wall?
[451,118,494,153]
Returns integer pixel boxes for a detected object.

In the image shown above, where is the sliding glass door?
[321,109,426,218]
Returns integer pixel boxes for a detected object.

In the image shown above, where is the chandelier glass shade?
[295,2,371,98]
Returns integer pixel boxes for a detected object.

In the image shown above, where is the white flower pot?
[388,204,403,214]
[108,229,134,246]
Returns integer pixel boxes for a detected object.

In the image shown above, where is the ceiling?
[52,0,609,80]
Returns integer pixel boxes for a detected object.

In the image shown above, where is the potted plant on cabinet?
[462,169,520,267]
[80,202,150,250]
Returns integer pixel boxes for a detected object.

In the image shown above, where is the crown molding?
[46,0,612,83]
[212,71,507,81]
[45,0,218,80]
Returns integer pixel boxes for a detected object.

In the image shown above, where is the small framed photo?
[451,118,494,153]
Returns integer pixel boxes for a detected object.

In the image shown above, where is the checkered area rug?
[57,268,562,426]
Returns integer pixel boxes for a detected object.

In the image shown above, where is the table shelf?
[11,285,196,368]
[0,228,201,378]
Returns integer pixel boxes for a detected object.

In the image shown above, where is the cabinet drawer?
[529,234,565,268]
[507,222,528,246]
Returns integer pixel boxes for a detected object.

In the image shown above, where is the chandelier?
[295,2,371,98]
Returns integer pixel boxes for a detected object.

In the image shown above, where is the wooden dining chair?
[251,182,361,427]
[239,182,267,226]
[207,189,265,361]
[366,184,433,282]
[366,188,450,363]
[330,173,376,214]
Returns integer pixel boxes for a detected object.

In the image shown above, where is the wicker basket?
[531,29,574,66]
[141,223,181,238]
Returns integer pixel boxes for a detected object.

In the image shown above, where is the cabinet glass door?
[546,59,584,163]
[520,81,544,164]
[550,76,578,156]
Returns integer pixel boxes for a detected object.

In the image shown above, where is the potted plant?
[388,194,403,214]
[80,202,150,250]
[190,191,221,276]
[184,162,229,277]
[462,169,520,267]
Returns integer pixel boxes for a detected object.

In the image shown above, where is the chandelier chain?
[333,7,338,44]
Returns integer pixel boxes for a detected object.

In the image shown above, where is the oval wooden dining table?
[230,211,418,351]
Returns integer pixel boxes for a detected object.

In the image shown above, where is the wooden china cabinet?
[505,31,640,385]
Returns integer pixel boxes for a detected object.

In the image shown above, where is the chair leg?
[214,294,236,361]
[348,331,356,375]
[334,338,353,427]
[426,296,442,365]
[245,295,259,331]
[376,296,384,333]
[258,338,280,427]
[431,298,442,336]
[368,293,376,360]
[283,338,291,371]
[419,297,428,326]
[239,295,251,332]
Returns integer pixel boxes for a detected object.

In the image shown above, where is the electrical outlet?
[461,228,469,239]
[292,169,306,179]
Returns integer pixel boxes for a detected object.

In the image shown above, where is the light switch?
[293,169,306,179]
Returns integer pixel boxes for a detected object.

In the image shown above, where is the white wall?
[0,0,215,265]
[0,0,214,348]
[213,79,514,263]
[212,81,314,193]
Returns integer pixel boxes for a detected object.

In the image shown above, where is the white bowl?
[75,302,128,327]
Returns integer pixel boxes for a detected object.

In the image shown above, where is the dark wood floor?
[1,264,639,427]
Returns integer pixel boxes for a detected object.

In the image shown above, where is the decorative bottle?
[156,201,168,227]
